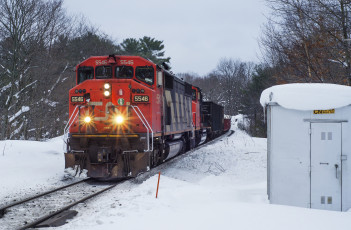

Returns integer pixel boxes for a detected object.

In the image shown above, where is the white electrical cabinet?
[261,83,351,211]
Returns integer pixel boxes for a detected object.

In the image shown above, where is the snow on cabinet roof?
[260,83,351,110]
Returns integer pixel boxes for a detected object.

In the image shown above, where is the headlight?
[84,116,92,123]
[104,83,111,97]
[115,115,124,124]
[104,83,111,89]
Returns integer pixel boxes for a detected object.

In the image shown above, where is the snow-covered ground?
[0,136,72,201]
[1,119,351,229]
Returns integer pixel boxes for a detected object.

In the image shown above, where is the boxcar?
[201,101,224,138]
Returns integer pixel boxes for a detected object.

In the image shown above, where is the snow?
[0,137,67,198]
[13,80,37,99]
[43,98,59,107]
[8,106,30,123]
[260,83,351,110]
[1,122,351,229]
[11,122,23,136]
[0,82,11,95]
[231,114,250,130]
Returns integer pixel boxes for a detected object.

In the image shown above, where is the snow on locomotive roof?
[260,83,351,110]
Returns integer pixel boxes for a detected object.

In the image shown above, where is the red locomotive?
[64,55,230,179]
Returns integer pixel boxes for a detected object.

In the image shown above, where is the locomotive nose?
[111,83,131,106]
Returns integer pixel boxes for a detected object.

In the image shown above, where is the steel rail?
[0,178,90,218]
[191,130,233,152]
[18,183,118,230]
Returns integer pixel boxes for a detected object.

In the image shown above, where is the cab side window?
[78,66,94,84]
[192,89,197,101]
[135,66,154,85]
[96,66,112,79]
[116,65,133,78]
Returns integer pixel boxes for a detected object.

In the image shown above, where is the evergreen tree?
[120,38,142,56]
[120,36,170,65]
[139,36,170,64]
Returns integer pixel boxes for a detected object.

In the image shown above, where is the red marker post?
[156,172,161,198]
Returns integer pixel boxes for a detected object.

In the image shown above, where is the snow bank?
[58,129,269,230]
[260,83,351,110]
[58,130,351,230]
[2,128,351,230]
[0,137,67,200]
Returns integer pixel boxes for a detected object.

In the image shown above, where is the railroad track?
[0,130,234,229]
[0,179,118,230]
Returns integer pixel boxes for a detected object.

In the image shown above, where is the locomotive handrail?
[130,106,150,151]
[130,105,154,152]
[63,105,81,145]
[134,105,154,151]
[133,105,153,135]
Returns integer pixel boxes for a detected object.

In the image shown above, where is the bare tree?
[213,58,253,115]
[184,59,253,115]
[0,0,69,139]
[261,0,351,84]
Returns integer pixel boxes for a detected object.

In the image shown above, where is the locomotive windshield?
[95,66,112,79]
[77,66,94,84]
[135,66,154,85]
[116,65,133,78]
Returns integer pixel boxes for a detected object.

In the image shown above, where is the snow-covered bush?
[231,114,250,131]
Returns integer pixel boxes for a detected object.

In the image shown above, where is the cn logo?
[118,98,125,105]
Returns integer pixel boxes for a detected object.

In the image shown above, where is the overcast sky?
[64,0,269,76]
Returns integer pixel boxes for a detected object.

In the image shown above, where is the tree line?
[182,0,351,137]
[253,0,351,135]
[179,60,274,137]
[262,0,351,84]
[0,0,170,140]
[2,0,350,140]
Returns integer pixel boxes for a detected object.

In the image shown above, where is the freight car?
[202,101,224,139]
[223,115,232,132]
[64,55,228,180]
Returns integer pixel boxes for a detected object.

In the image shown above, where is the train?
[64,55,231,180]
